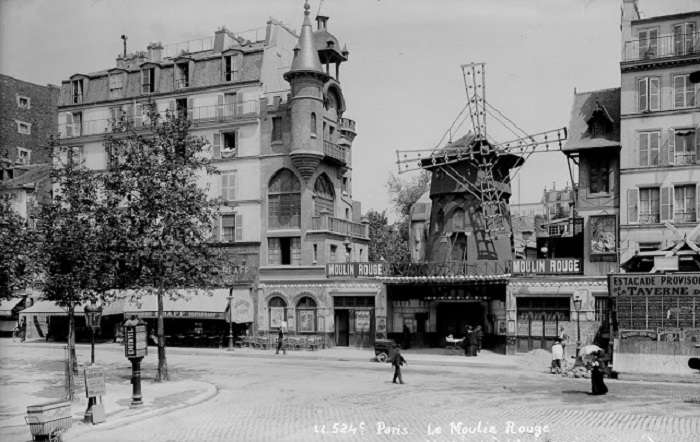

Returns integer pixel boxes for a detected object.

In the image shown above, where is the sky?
[1,0,698,219]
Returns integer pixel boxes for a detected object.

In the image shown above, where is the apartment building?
[619,0,700,263]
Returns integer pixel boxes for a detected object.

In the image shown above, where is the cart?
[374,339,397,363]
[444,336,465,355]
[25,400,72,441]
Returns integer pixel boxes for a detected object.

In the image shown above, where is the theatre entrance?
[436,301,487,339]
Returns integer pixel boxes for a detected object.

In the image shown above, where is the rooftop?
[562,87,620,153]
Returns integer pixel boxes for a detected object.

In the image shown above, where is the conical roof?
[285,1,327,81]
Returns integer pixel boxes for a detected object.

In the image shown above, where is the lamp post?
[573,294,582,358]
[227,288,235,351]
[83,300,102,423]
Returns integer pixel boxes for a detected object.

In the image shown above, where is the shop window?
[516,297,570,321]
[594,297,608,323]
[296,296,317,333]
[268,169,301,229]
[268,296,287,330]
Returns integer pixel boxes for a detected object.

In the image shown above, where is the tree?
[0,198,42,301]
[365,209,409,263]
[387,171,431,220]
[103,102,224,382]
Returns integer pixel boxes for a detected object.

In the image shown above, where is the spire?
[316,0,329,30]
[284,1,327,81]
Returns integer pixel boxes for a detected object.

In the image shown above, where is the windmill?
[664,222,700,256]
[397,63,568,268]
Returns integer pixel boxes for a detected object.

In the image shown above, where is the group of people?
[551,326,608,396]
[463,325,483,357]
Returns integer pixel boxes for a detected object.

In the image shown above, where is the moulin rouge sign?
[326,262,389,278]
[512,258,582,276]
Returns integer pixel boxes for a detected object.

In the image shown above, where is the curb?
[62,381,218,441]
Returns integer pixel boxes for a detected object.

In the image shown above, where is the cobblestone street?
[1,341,698,442]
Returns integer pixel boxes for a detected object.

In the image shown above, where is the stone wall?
[614,338,700,375]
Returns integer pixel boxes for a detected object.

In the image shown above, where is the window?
[589,157,610,193]
[639,187,660,224]
[330,245,337,262]
[16,121,31,135]
[638,28,658,58]
[638,242,661,252]
[516,297,570,322]
[548,224,567,236]
[176,63,189,88]
[61,146,84,165]
[224,54,241,82]
[222,93,237,117]
[222,132,237,158]
[674,185,696,223]
[16,148,31,165]
[342,177,348,195]
[638,77,660,112]
[221,214,242,242]
[17,95,30,109]
[594,297,608,323]
[673,22,696,55]
[271,117,283,143]
[329,126,335,141]
[670,129,697,165]
[345,208,350,220]
[311,113,317,137]
[638,131,660,166]
[674,75,696,109]
[268,237,301,265]
[142,68,155,94]
[221,171,236,202]
[268,169,301,229]
[109,73,124,99]
[313,174,335,217]
[268,296,287,329]
[72,79,83,104]
[297,296,317,333]
[313,244,318,263]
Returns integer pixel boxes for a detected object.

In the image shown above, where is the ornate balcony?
[323,140,348,165]
[310,213,368,239]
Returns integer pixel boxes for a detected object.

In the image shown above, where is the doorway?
[334,310,349,346]
[436,301,486,338]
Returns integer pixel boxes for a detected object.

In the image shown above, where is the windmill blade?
[664,222,685,240]
[666,240,685,257]
[685,238,700,253]
[493,128,568,156]
[688,222,700,239]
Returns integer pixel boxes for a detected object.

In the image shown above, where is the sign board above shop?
[512,258,582,276]
[609,273,700,297]
[326,262,390,278]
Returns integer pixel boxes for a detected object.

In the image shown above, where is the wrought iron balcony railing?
[639,213,660,224]
[674,211,697,223]
[674,152,697,165]
[623,31,700,62]
[57,100,259,139]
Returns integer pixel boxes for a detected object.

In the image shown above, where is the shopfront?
[0,297,26,336]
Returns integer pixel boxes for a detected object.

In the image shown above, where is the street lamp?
[573,294,582,358]
[83,299,102,423]
[227,289,235,351]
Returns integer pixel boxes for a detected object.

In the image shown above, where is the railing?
[623,32,700,62]
[389,260,512,278]
[57,101,260,139]
[165,37,214,58]
[674,212,697,223]
[323,140,347,163]
[311,214,368,238]
[674,152,697,165]
[339,118,356,132]
[639,213,660,224]
[175,79,190,89]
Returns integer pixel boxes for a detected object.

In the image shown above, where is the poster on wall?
[590,215,616,255]
[496,320,507,335]
[298,310,315,333]
[376,317,386,333]
[270,307,285,329]
[356,311,371,333]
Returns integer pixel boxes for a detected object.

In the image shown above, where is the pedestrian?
[558,326,570,361]
[275,327,286,355]
[402,324,411,350]
[475,325,484,354]
[590,350,609,395]
[463,326,472,356]
[468,325,479,356]
[551,338,564,374]
[18,317,27,342]
[391,346,407,384]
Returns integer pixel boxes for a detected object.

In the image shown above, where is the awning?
[225,288,254,324]
[123,289,229,320]
[101,297,127,316]
[0,298,24,316]
[19,301,85,317]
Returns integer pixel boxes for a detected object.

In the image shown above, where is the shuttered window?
[221,171,236,202]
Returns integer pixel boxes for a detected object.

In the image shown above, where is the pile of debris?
[562,365,591,379]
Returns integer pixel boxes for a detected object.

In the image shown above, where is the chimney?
[116,54,126,69]
[214,26,227,53]
[621,0,640,54]
[552,181,556,191]
[147,42,163,63]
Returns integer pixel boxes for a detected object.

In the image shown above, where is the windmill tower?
[399,63,568,270]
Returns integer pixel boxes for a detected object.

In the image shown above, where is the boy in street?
[551,338,564,374]
[276,327,286,355]
[391,346,407,384]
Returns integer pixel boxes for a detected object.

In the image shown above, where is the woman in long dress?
[591,350,609,395]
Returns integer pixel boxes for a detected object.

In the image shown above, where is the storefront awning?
[123,289,229,320]
[0,298,24,316]
[19,301,86,317]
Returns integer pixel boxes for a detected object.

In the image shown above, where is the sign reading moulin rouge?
[512,258,582,275]
[326,262,389,278]
[608,273,700,297]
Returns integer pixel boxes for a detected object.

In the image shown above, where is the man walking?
[275,327,286,355]
[391,346,407,384]
[551,338,564,374]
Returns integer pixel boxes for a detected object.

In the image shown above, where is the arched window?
[268,169,301,229]
[269,296,287,330]
[314,174,335,217]
[453,208,465,231]
[311,113,317,136]
[296,296,317,333]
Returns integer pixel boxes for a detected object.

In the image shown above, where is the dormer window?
[109,73,124,99]
[224,54,241,82]
[142,68,155,94]
[586,102,614,137]
[72,79,84,103]
[176,63,189,89]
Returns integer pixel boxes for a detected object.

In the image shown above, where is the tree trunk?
[66,303,77,401]
[156,283,169,382]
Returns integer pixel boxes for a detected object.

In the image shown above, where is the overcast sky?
[1,0,697,218]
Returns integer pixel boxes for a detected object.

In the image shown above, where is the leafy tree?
[103,103,224,382]
[365,209,409,263]
[0,198,42,301]
[387,171,431,220]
